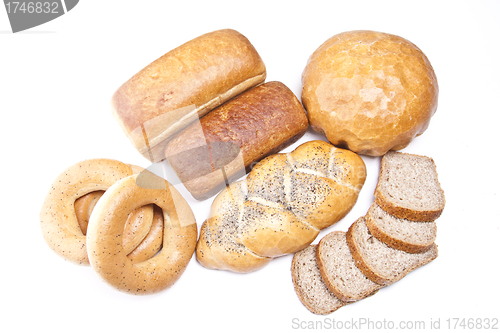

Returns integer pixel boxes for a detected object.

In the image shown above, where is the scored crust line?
[327,147,361,193]
[284,153,294,210]
[284,152,320,232]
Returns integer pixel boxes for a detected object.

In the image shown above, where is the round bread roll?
[302,30,438,156]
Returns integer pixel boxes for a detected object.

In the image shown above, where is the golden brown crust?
[40,159,136,265]
[165,81,309,200]
[86,172,197,294]
[302,30,438,156]
[196,140,366,273]
[196,220,273,273]
[127,205,164,264]
[111,29,266,162]
[74,190,104,235]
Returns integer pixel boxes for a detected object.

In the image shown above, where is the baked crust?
[196,140,366,273]
[302,30,438,156]
[164,81,309,200]
[365,203,436,254]
[86,172,197,294]
[316,231,381,302]
[291,245,345,315]
[346,217,438,286]
[111,29,266,162]
[40,159,137,265]
[374,151,445,221]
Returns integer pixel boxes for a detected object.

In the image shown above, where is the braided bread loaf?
[196,140,367,273]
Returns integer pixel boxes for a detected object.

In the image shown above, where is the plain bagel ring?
[74,191,163,263]
[40,159,142,265]
[86,171,197,294]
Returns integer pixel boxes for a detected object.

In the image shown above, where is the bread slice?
[374,151,445,221]
[317,231,382,302]
[366,203,437,253]
[291,245,345,315]
[346,217,438,286]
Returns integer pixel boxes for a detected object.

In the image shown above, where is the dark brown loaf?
[111,29,266,162]
[164,81,309,200]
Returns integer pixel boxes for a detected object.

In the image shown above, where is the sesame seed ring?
[86,171,197,294]
[40,159,152,265]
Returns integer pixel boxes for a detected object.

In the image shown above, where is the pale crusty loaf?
[164,81,309,200]
[196,140,366,273]
[316,231,381,302]
[111,29,266,162]
[302,30,438,156]
[291,245,345,315]
[366,203,437,253]
[346,217,438,286]
[374,151,445,221]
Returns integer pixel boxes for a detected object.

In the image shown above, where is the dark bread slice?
[374,151,445,221]
[366,203,437,253]
[346,217,438,286]
[291,245,345,315]
[317,231,382,302]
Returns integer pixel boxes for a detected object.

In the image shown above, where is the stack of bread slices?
[291,151,445,315]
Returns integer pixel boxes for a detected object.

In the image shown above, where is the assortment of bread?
[40,159,197,294]
[291,151,444,314]
[40,28,444,312]
[111,29,266,163]
[165,81,309,200]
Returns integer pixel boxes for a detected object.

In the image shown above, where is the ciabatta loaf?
[291,245,345,315]
[374,151,445,221]
[346,217,438,286]
[366,203,437,253]
[317,231,381,302]
[196,140,366,273]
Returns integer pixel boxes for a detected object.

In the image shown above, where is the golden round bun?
[302,30,438,156]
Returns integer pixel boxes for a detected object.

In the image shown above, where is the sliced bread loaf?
[291,245,345,315]
[366,203,437,253]
[374,151,445,221]
[317,231,382,302]
[346,217,438,286]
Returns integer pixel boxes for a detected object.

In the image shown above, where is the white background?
[1,1,499,332]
